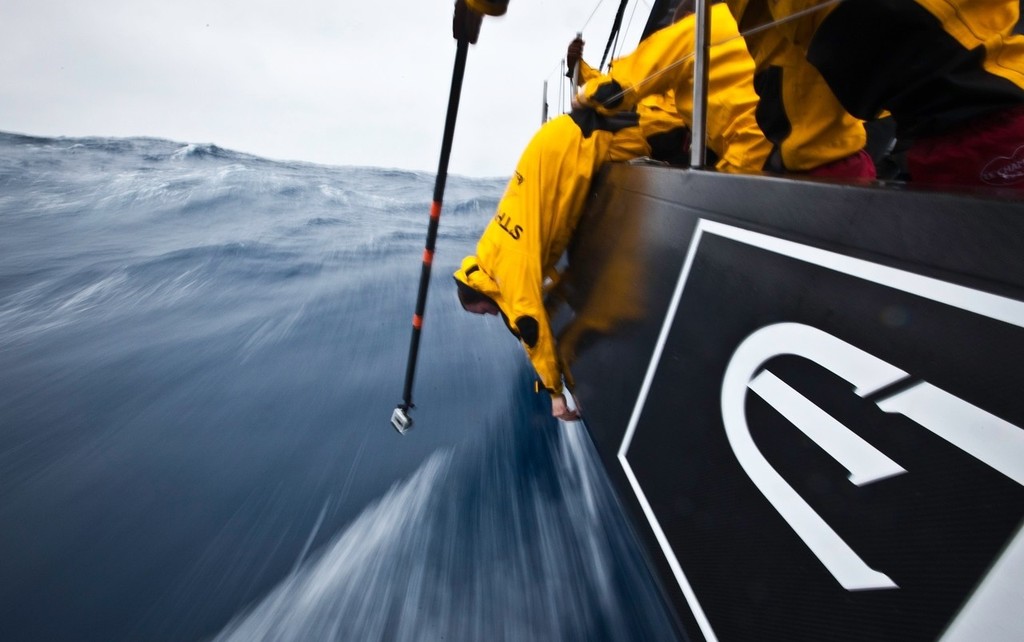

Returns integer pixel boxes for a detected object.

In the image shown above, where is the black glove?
[565,37,584,79]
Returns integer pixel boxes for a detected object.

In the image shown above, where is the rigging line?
[541,0,616,110]
[588,0,845,106]
[542,0,613,82]
[610,0,647,69]
[559,59,567,114]
[545,59,564,83]
[599,0,632,70]
[579,0,611,34]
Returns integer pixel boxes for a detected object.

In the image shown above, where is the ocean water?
[0,132,677,641]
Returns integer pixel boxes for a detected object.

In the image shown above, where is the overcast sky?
[1,0,652,177]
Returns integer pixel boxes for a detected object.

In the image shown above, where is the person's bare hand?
[551,394,580,421]
[565,38,584,79]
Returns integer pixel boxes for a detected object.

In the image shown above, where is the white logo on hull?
[721,322,1024,591]
[618,219,1024,641]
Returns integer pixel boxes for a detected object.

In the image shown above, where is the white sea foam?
[212,451,453,642]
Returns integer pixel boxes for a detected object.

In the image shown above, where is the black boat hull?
[553,165,1024,641]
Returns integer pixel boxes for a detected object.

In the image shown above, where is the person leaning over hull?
[454,109,649,421]
[574,0,773,175]
[727,0,1024,189]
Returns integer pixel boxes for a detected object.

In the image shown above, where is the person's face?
[465,299,499,315]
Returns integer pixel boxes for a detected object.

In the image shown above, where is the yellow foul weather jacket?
[726,0,866,171]
[579,60,689,163]
[577,3,771,173]
[727,0,1024,168]
[454,111,647,395]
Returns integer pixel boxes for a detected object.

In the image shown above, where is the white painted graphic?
[721,322,905,590]
[722,322,1024,592]
[618,219,1024,640]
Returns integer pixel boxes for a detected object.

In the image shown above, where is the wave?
[0,131,504,181]
[0,129,673,642]
[211,450,455,642]
[170,142,240,161]
[0,131,506,220]
[212,389,677,642]
[0,131,57,146]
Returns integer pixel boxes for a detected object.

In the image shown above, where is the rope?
[579,0,611,34]
[599,0,632,70]
[610,0,648,70]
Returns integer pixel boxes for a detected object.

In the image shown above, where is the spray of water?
[213,398,677,642]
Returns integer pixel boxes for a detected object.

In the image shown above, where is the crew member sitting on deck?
[721,0,878,178]
[727,0,1024,189]
[573,0,773,174]
[453,109,649,422]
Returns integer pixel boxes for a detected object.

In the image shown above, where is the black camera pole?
[392,13,477,434]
